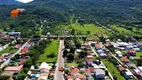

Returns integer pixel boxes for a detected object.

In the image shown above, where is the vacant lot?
[37,40,59,63]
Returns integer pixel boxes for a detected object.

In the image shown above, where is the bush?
[47,53,55,58]
[113,75,117,80]
[78,63,84,68]
[64,69,69,74]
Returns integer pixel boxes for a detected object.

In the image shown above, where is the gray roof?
[94,69,105,75]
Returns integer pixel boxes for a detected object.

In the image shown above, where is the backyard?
[37,40,59,63]
[136,52,142,57]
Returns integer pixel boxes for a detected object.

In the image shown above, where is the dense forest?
[0,0,142,36]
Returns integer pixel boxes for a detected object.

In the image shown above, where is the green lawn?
[136,52,142,57]
[102,59,126,80]
[37,40,59,63]
[65,62,78,67]
[0,46,18,56]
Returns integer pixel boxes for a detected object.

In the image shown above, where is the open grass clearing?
[37,40,59,63]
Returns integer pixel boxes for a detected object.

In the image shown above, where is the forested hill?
[1,0,142,24]
[0,0,22,4]
[0,0,142,36]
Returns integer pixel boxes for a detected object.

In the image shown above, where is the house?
[87,38,95,41]
[127,50,136,56]
[77,75,86,80]
[39,62,51,73]
[118,66,125,72]
[115,51,122,57]
[94,69,105,79]
[38,62,51,80]
[133,68,142,79]
[99,53,107,58]
[126,45,133,50]
[70,68,80,76]
[95,43,103,50]
[85,69,91,77]
[2,65,23,76]
[14,44,20,49]
[20,47,28,55]
[86,58,93,66]
[9,32,21,36]
[123,69,133,79]
[121,56,130,63]
[126,63,136,68]
[134,48,141,52]
[97,49,104,53]
[67,76,74,80]
[138,42,142,49]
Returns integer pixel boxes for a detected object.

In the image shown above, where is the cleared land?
[37,40,59,63]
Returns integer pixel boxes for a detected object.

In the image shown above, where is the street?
[0,39,30,69]
[54,40,64,80]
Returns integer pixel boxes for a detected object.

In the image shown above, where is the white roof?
[30,65,35,70]
[125,70,133,75]
[94,69,105,75]
[76,49,82,52]
[134,48,140,51]
[39,62,49,70]
[138,66,142,71]
[116,51,122,54]
[87,55,93,58]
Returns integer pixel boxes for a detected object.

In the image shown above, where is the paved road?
[89,42,114,80]
[109,49,138,80]
[54,40,64,80]
[0,39,30,69]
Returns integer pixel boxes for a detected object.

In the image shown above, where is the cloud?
[15,0,34,3]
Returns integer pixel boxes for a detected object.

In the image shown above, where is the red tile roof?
[70,68,80,74]
[78,75,86,80]
[5,65,23,71]
[118,66,125,71]
[84,42,89,46]
[22,47,28,52]
[67,76,74,80]
[122,56,130,63]
[21,47,28,55]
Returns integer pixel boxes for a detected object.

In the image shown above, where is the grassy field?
[65,62,78,67]
[110,25,133,36]
[0,46,18,56]
[136,52,142,57]
[37,40,59,63]
[53,23,112,40]
[102,59,126,80]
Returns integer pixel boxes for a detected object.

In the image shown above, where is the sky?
[15,0,34,3]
